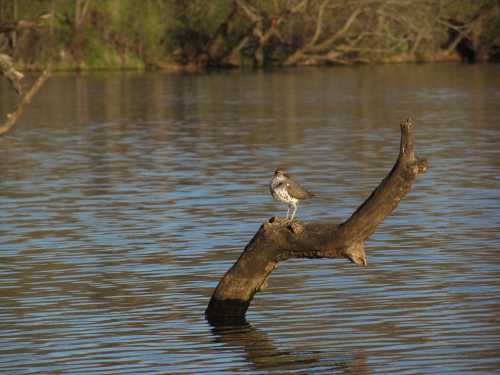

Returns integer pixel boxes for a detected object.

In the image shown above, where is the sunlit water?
[1,64,499,374]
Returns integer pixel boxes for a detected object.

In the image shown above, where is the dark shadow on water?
[207,316,370,374]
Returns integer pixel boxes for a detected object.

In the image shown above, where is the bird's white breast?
[270,177,297,204]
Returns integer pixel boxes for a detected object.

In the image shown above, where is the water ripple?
[1,65,500,374]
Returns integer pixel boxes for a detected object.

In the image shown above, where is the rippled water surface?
[1,64,499,374]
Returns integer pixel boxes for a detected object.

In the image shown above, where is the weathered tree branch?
[235,0,262,24]
[0,53,24,94]
[206,119,428,319]
[0,69,50,136]
[234,0,285,66]
[312,5,363,52]
[284,3,363,66]
[309,0,331,47]
[440,3,499,56]
[293,0,309,13]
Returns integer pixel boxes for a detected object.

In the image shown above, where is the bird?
[270,167,314,221]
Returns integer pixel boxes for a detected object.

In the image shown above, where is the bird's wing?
[287,180,314,199]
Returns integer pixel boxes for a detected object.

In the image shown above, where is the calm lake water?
[1,64,499,374]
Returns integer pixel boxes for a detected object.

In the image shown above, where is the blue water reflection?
[1,64,499,374]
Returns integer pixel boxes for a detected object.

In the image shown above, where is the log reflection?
[207,317,370,374]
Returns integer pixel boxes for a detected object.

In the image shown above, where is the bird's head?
[274,167,287,177]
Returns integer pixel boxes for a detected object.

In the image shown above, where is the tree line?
[0,0,499,70]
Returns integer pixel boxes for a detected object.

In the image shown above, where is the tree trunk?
[206,119,428,319]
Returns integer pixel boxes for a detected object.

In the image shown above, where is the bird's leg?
[289,203,298,221]
[286,206,291,219]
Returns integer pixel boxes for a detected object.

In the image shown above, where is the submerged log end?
[206,297,251,320]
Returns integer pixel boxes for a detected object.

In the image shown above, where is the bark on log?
[206,119,428,319]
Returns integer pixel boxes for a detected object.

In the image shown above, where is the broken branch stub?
[206,119,428,319]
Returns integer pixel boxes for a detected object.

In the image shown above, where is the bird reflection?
[207,316,370,374]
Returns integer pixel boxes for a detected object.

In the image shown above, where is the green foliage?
[0,0,499,69]
[165,0,234,62]
[440,0,491,22]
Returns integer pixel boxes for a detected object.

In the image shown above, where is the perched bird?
[270,167,314,221]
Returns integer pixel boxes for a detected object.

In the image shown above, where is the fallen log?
[206,119,428,319]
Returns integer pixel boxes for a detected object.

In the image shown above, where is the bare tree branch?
[290,0,309,14]
[309,0,330,47]
[441,3,498,55]
[0,69,50,136]
[284,2,364,66]
[235,0,261,24]
[312,5,363,52]
[0,53,24,94]
[234,0,286,66]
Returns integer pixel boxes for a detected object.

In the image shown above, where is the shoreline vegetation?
[1,0,499,72]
